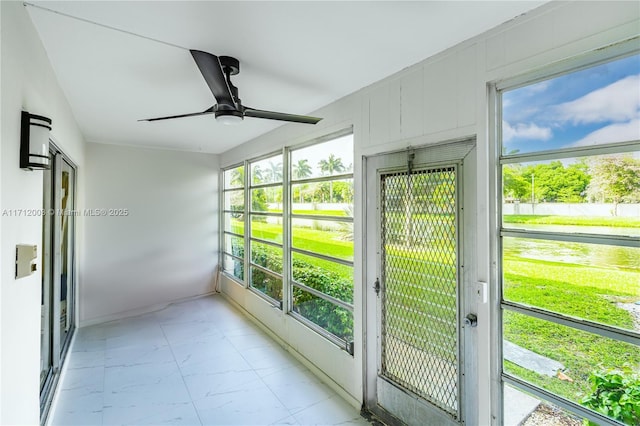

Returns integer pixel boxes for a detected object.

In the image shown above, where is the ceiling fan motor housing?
[219,56,240,76]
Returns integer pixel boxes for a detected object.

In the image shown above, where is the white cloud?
[502,121,553,142]
[554,74,640,124]
[572,118,640,147]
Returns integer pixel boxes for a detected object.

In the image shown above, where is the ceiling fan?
[140,50,322,125]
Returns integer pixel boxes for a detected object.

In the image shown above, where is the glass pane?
[502,53,639,155]
[223,254,244,281]
[291,134,354,180]
[223,189,244,212]
[292,252,353,304]
[503,384,587,426]
[251,188,283,213]
[503,310,640,425]
[503,236,640,331]
[502,153,640,237]
[292,218,353,261]
[224,165,244,189]
[292,179,354,210]
[251,241,282,274]
[250,215,283,244]
[250,266,282,302]
[292,286,353,341]
[59,160,74,352]
[251,155,283,185]
[224,234,244,259]
[223,213,244,236]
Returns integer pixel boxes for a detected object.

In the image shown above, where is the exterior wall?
[219,1,640,423]
[81,143,219,325]
[503,203,640,217]
[0,2,86,423]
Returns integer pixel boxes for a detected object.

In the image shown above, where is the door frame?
[40,142,78,422]
[363,138,478,425]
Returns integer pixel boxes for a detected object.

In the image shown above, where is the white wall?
[0,2,86,424]
[81,143,219,325]
[219,1,640,423]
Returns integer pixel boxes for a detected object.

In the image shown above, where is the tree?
[318,154,346,202]
[293,159,312,179]
[587,155,640,215]
[293,159,313,203]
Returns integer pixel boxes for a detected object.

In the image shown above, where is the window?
[498,53,639,425]
[249,154,284,303]
[222,165,245,281]
[220,131,355,349]
[289,135,354,344]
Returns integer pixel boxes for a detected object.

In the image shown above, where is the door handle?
[464,313,478,327]
[373,278,380,296]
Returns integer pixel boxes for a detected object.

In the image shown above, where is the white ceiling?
[27,1,546,154]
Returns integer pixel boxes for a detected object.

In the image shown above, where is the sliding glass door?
[40,146,76,421]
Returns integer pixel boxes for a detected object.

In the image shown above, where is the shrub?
[581,366,640,425]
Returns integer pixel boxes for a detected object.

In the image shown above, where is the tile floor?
[50,295,370,426]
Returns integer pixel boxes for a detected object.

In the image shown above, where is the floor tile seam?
[159,319,205,426]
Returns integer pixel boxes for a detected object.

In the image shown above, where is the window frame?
[221,163,246,284]
[219,128,356,352]
[491,42,640,426]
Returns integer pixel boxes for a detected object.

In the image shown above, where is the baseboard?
[78,291,218,328]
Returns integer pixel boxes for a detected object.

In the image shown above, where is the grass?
[504,214,640,228]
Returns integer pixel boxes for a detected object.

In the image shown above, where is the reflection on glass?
[223,213,243,235]
[251,215,283,244]
[224,189,244,212]
[292,218,353,261]
[502,154,640,238]
[251,241,283,274]
[503,237,639,331]
[251,155,283,185]
[223,254,243,281]
[291,180,354,208]
[224,234,244,258]
[292,252,353,303]
[503,310,640,424]
[502,54,639,155]
[59,162,74,353]
[224,165,244,189]
[250,267,282,302]
[291,134,354,181]
[292,286,353,341]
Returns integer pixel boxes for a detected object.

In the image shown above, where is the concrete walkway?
[502,340,566,425]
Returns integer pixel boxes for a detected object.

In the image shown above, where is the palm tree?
[293,159,312,203]
[318,154,346,202]
[293,159,312,180]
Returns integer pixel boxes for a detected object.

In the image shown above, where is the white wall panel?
[504,12,554,65]
[400,68,424,139]
[367,84,392,147]
[423,54,457,135]
[82,143,218,324]
[457,45,477,128]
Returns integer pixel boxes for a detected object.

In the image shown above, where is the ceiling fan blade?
[190,50,236,107]
[138,106,215,122]
[243,107,322,125]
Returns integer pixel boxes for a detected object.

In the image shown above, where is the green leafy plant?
[581,366,640,425]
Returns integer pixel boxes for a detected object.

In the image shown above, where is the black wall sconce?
[20,111,52,170]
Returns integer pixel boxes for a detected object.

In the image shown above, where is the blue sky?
[502,53,640,155]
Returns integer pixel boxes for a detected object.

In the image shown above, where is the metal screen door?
[381,166,459,417]
[364,141,477,426]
